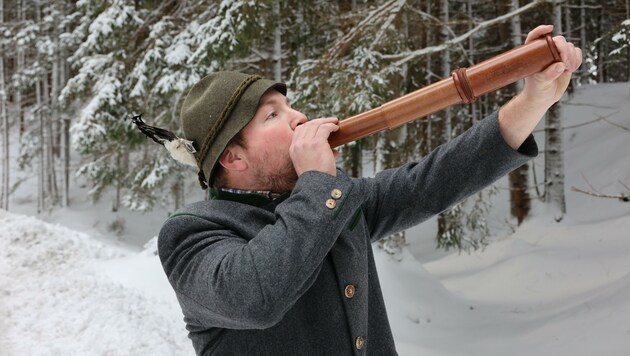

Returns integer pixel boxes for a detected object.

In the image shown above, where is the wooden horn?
[327,33,561,148]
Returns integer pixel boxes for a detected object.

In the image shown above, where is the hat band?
[196,74,262,171]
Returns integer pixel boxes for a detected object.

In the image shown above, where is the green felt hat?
[180,71,286,189]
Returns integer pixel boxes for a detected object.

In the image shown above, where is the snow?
[165,43,192,66]
[0,211,192,355]
[387,214,630,356]
[2,83,630,355]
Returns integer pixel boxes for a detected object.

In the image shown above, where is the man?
[157,25,581,355]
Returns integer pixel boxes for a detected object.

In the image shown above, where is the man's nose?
[291,112,308,130]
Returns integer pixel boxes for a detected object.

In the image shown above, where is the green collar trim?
[209,187,286,207]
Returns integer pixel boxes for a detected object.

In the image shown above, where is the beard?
[249,154,299,194]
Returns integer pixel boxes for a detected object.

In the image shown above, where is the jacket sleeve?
[359,111,538,242]
[158,170,364,330]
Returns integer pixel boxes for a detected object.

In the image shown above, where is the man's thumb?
[545,62,566,81]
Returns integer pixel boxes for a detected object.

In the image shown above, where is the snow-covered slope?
[0,211,193,355]
[379,82,630,356]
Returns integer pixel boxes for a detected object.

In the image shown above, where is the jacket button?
[325,198,337,209]
[355,336,365,350]
[344,284,356,298]
[331,189,343,199]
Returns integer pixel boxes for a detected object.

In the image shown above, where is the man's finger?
[550,35,582,74]
[525,24,554,44]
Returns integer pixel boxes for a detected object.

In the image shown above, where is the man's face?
[238,89,308,192]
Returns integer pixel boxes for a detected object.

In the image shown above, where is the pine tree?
[60,0,142,210]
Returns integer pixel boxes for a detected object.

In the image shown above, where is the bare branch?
[532,111,619,133]
[379,0,551,67]
[581,174,598,192]
[405,8,472,65]
[325,0,405,62]
[571,186,630,202]
[563,5,602,9]
[602,117,630,132]
[571,176,630,203]
[564,102,616,109]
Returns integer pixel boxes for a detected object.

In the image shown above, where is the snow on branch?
[610,19,630,56]
[370,0,407,50]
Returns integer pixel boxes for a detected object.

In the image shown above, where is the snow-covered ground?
[0,212,193,355]
[1,83,629,355]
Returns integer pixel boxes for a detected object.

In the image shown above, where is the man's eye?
[267,112,278,120]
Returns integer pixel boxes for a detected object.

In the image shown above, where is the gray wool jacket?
[158,112,537,356]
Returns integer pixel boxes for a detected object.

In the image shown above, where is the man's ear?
[218,146,248,171]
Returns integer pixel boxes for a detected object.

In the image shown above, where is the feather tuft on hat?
[130,114,198,168]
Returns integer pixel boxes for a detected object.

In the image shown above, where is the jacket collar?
[210,187,288,207]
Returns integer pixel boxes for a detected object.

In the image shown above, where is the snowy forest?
[1,0,629,251]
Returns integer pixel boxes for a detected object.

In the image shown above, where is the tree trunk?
[62,117,70,206]
[468,0,478,124]
[35,1,44,211]
[440,0,451,141]
[597,6,606,83]
[296,2,305,63]
[626,0,630,82]
[37,78,44,213]
[0,0,9,210]
[51,3,64,205]
[563,1,577,94]
[273,0,282,81]
[113,151,122,212]
[544,1,567,222]
[437,0,464,249]
[580,0,587,83]
[16,0,25,142]
[507,0,531,225]
[425,0,433,151]
[43,66,58,206]
[172,178,184,211]
[59,23,70,207]
[510,0,523,92]
[544,104,566,221]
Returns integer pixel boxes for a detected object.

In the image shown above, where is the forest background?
[0,0,629,251]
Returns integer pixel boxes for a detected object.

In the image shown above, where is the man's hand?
[290,117,340,177]
[521,24,583,107]
[498,25,582,150]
